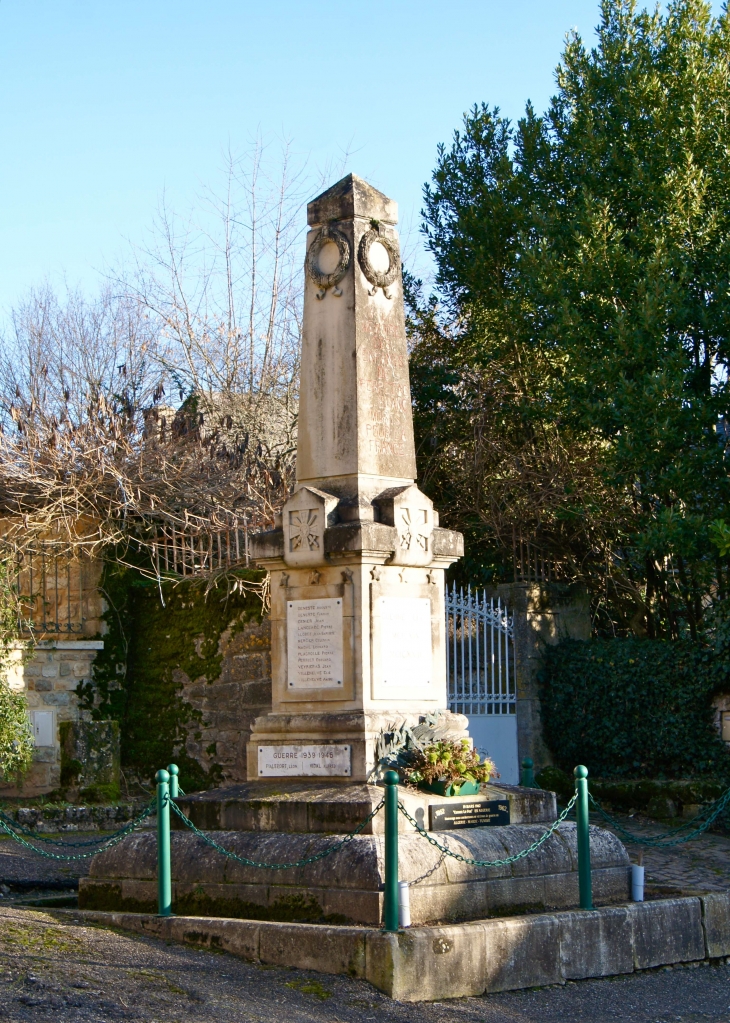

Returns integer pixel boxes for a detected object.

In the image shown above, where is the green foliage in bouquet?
[403,738,498,792]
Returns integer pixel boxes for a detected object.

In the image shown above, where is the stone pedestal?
[81,781,631,925]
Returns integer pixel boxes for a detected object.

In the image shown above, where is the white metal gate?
[446,584,519,784]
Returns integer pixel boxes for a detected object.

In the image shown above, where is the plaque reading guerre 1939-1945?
[287,597,343,689]
[257,744,351,777]
[429,800,510,831]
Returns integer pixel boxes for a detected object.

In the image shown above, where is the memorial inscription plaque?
[429,800,510,831]
[287,597,343,689]
[258,744,351,777]
[376,596,432,697]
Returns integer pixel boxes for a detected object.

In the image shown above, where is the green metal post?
[167,763,179,799]
[383,770,399,932]
[574,765,593,911]
[520,758,535,788]
[155,768,172,917]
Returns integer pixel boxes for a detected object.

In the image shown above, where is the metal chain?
[169,797,385,870]
[589,789,730,847]
[398,794,578,867]
[406,845,447,886]
[0,802,156,861]
[0,802,156,848]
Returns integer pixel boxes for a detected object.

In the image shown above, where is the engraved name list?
[287,597,344,689]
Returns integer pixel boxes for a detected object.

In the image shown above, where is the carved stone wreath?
[357,227,400,297]
[305,225,351,298]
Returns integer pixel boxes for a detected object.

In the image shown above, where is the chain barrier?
[169,796,385,870]
[0,801,157,861]
[0,803,155,849]
[398,793,578,867]
[588,788,730,847]
[406,844,448,886]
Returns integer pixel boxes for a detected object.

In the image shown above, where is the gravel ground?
[0,905,728,1022]
[2,819,730,1019]
[0,833,90,889]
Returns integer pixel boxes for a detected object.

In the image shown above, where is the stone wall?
[179,617,272,784]
[0,546,107,797]
[1,639,104,797]
[486,582,591,771]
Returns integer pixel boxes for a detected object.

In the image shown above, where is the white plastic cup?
[398,880,411,928]
[631,864,645,902]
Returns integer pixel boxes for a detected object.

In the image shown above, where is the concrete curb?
[52,894,730,1001]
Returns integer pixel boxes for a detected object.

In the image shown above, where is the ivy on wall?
[78,563,265,791]
[540,638,730,780]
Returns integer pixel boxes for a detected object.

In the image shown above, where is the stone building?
[1,551,106,796]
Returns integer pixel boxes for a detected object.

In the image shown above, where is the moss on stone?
[535,764,726,816]
[77,560,266,792]
[79,782,121,803]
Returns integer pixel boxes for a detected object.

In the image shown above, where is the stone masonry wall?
[1,639,104,797]
[177,617,272,784]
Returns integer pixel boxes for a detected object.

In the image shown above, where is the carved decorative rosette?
[305,224,351,299]
[357,225,400,297]
[281,485,338,567]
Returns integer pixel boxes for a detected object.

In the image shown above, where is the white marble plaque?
[377,596,433,697]
[257,744,351,777]
[287,597,344,689]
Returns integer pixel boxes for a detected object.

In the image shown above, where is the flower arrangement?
[402,738,498,795]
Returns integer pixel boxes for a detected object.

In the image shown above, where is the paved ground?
[0,905,727,1022]
[591,812,730,895]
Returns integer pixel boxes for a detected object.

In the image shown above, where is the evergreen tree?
[411,0,730,638]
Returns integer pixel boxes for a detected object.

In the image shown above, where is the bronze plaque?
[429,800,510,831]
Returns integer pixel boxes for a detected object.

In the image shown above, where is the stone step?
[173,782,557,834]
[80,821,629,926]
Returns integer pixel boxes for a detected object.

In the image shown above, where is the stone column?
[250,175,465,783]
[486,582,591,771]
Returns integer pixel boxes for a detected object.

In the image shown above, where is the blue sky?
[0,1,721,311]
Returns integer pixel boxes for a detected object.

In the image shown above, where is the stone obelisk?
[249,174,465,783]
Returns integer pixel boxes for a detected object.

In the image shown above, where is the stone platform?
[172,780,556,834]
[80,781,630,924]
[63,893,730,1001]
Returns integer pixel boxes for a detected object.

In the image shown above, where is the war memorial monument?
[80,174,630,928]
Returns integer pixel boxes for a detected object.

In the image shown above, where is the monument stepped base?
[172,780,556,834]
[79,817,630,926]
[62,894,730,1001]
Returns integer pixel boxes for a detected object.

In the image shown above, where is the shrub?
[0,561,33,782]
[0,679,34,781]
[540,638,730,780]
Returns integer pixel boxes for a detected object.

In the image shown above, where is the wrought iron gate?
[446,584,516,715]
[445,583,519,781]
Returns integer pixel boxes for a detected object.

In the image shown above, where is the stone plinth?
[245,558,464,782]
[70,894,722,1002]
[173,781,556,835]
[79,821,630,926]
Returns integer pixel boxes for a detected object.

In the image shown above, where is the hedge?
[539,638,730,779]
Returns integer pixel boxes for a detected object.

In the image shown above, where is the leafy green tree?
[410,0,730,638]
